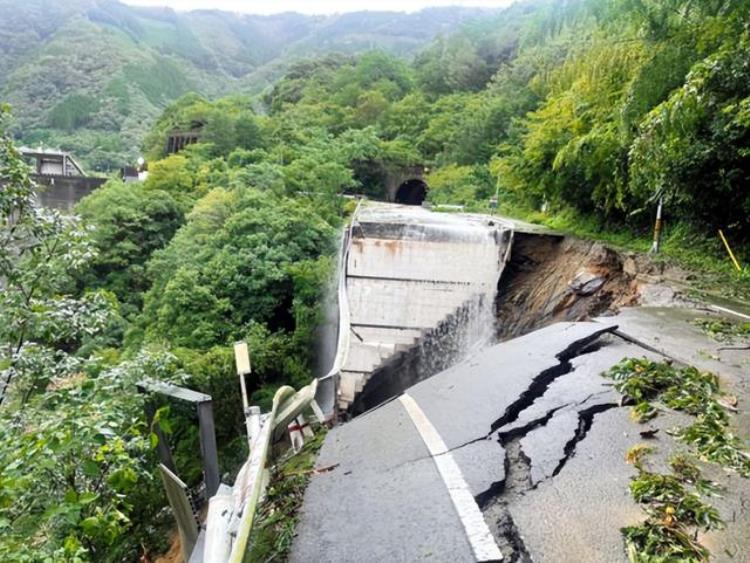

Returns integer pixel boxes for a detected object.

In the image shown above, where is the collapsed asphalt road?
[290,309,750,562]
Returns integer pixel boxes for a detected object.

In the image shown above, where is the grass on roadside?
[692,317,750,343]
[246,428,327,562]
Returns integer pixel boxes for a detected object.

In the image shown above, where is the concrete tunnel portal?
[394,178,428,205]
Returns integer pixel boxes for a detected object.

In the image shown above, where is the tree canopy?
[2,0,750,558]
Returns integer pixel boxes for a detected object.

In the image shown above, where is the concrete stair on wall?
[337,286,485,410]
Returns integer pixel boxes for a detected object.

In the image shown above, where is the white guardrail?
[314,197,362,417]
[184,199,364,562]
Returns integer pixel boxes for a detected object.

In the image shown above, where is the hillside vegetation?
[1,0,750,560]
[0,0,490,170]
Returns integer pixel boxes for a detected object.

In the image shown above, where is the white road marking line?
[399,393,502,562]
[710,304,750,321]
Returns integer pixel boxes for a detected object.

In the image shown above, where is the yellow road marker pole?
[718,229,742,272]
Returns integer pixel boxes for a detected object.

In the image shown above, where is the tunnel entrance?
[395,179,428,205]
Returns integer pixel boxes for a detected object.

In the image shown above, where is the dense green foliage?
[75,180,184,312]
[71,96,349,445]
[6,0,750,243]
[193,0,750,248]
[3,0,750,558]
[449,3,743,248]
[0,87,346,557]
[0,105,179,560]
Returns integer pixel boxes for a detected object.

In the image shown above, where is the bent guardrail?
[227,383,300,562]
[185,378,321,562]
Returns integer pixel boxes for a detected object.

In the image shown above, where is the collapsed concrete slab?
[292,322,619,561]
[294,308,750,562]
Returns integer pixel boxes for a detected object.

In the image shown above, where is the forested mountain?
[0,0,491,170]
[2,0,750,560]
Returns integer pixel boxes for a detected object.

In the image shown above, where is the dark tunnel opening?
[395,179,428,205]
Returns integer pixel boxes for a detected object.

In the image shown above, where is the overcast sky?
[122,0,515,16]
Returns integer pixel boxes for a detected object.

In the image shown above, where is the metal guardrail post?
[197,400,221,498]
[247,405,261,443]
[139,381,221,498]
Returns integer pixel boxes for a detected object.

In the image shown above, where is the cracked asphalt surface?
[290,310,750,562]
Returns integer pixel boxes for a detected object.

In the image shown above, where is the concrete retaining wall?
[33,175,107,211]
[337,202,513,411]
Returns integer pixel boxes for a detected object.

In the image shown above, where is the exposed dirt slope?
[495,233,690,340]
